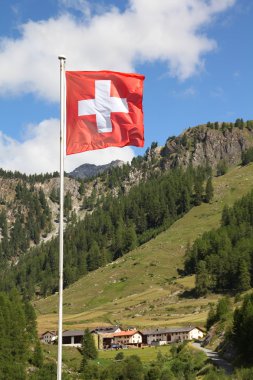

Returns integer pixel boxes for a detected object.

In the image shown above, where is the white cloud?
[0,119,135,174]
[0,0,235,101]
[171,86,197,98]
[0,0,235,174]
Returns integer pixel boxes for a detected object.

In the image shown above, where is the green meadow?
[42,344,171,373]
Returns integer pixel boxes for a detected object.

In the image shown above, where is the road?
[191,342,234,375]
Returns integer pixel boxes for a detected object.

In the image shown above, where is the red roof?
[113,330,140,337]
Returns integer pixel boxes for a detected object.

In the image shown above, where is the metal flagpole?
[57,55,66,380]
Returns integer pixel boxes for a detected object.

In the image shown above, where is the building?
[41,325,204,348]
[142,326,204,346]
[40,331,57,344]
[62,330,84,347]
[61,327,122,348]
[91,326,121,349]
[113,330,143,347]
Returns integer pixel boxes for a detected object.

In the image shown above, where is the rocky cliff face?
[161,123,253,171]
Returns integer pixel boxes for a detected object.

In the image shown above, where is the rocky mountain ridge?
[155,120,253,171]
[0,119,252,265]
[68,159,124,179]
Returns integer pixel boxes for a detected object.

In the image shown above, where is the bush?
[115,352,124,361]
[242,147,253,166]
[216,160,228,176]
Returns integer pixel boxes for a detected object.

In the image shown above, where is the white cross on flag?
[66,70,145,155]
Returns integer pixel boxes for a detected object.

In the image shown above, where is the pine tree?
[49,187,59,203]
[195,261,210,296]
[205,177,214,203]
[216,297,232,321]
[206,304,217,330]
[32,340,43,368]
[124,223,138,252]
[233,294,253,364]
[238,260,251,292]
[80,329,98,372]
[180,188,191,213]
[194,178,204,206]
[242,147,253,166]
[78,181,85,196]
[86,242,101,271]
[216,160,228,176]
[64,191,72,219]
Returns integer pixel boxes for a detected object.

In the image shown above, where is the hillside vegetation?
[1,120,253,298]
[35,163,253,333]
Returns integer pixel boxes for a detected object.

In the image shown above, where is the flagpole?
[57,55,66,380]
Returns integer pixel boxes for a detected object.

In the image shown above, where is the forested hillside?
[1,120,253,379]
[0,119,253,302]
[185,190,253,295]
[1,164,212,298]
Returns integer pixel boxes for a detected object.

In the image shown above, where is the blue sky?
[0,0,252,174]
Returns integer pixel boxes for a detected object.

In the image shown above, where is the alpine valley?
[1,119,253,379]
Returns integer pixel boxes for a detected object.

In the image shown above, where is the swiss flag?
[66,70,145,155]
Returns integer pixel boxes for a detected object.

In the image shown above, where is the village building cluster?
[40,325,204,349]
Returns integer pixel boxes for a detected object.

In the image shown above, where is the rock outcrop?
[161,123,253,170]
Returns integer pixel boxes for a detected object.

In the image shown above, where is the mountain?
[35,162,253,333]
[2,119,253,380]
[1,119,253,299]
[68,159,124,179]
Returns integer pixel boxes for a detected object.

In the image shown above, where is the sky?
[0,0,252,174]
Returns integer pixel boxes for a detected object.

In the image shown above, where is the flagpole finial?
[58,55,66,60]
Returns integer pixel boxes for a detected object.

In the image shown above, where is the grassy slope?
[35,164,253,333]
[42,344,171,373]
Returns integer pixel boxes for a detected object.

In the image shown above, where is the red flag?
[66,70,145,155]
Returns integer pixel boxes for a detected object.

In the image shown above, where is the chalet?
[40,331,57,344]
[142,326,204,346]
[113,330,143,347]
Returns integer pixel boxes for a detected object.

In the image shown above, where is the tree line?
[0,167,59,183]
[184,190,253,295]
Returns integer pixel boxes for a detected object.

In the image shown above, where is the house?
[91,326,121,349]
[40,331,57,344]
[113,330,143,347]
[142,326,204,346]
[62,330,84,347]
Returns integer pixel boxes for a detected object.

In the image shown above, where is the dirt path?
[191,342,233,375]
